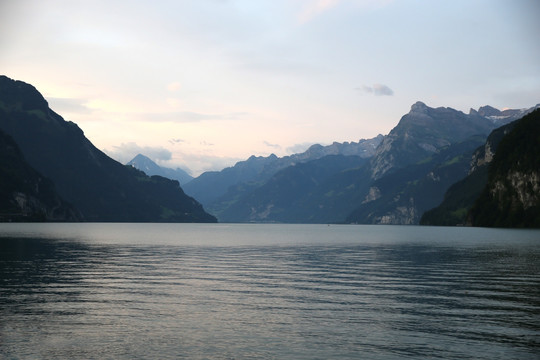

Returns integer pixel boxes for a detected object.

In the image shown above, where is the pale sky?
[1,0,539,175]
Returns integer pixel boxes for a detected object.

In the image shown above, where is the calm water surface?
[0,223,539,359]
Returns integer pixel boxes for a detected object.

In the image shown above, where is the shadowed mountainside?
[0,75,216,222]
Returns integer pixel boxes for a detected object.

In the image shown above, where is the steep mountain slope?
[210,102,530,224]
[420,120,520,226]
[0,129,81,221]
[127,154,193,185]
[0,75,216,222]
[346,136,486,224]
[468,109,540,227]
[370,102,524,179]
[183,135,383,207]
[214,155,369,223]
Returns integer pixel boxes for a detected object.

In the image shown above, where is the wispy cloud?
[286,142,314,154]
[168,138,185,145]
[357,83,394,96]
[264,141,282,150]
[139,111,248,123]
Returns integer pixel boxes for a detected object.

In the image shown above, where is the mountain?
[0,129,81,221]
[127,154,193,185]
[420,107,540,227]
[468,109,540,227]
[0,75,216,222]
[183,135,383,207]
[346,135,486,224]
[420,120,519,226]
[369,101,523,180]
[213,155,369,223]
[199,102,533,224]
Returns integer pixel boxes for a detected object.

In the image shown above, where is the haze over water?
[1,223,539,359]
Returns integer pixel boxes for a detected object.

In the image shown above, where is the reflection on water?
[0,224,539,359]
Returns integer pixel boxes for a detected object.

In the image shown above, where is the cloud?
[168,138,185,145]
[286,142,314,154]
[140,111,248,123]
[263,141,282,150]
[162,152,243,177]
[357,84,394,96]
[104,142,172,164]
[47,97,93,114]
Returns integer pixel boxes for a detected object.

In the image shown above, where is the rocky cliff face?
[420,109,539,227]
[370,102,520,180]
[468,122,517,174]
[469,108,540,227]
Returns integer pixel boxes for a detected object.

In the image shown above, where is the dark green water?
[1,224,539,359]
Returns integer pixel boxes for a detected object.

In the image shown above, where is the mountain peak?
[410,101,429,113]
[476,105,501,117]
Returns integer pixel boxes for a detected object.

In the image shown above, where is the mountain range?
[0,75,216,222]
[172,101,533,224]
[2,75,537,226]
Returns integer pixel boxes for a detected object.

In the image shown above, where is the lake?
[0,223,539,359]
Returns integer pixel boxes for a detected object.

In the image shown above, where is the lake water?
[0,223,539,359]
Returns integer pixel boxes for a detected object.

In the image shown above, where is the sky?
[1,0,539,176]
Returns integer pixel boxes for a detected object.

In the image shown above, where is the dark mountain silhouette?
[0,129,81,221]
[127,154,193,185]
[0,75,216,222]
[213,155,369,223]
